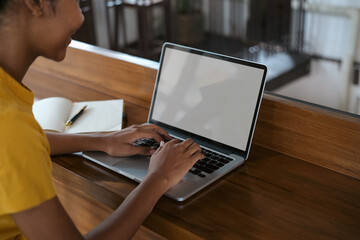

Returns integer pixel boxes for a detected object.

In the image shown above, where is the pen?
[65,105,87,127]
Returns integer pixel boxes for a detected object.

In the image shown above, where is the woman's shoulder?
[0,108,47,151]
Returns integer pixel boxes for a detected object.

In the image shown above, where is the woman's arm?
[45,124,172,156]
[11,176,168,240]
[12,139,203,240]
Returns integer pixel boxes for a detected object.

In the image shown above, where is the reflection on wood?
[54,164,166,239]
[23,44,360,239]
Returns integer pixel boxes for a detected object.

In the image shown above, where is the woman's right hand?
[145,138,204,192]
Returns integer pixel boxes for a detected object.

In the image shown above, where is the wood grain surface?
[23,44,360,239]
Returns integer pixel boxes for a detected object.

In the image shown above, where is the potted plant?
[177,0,203,45]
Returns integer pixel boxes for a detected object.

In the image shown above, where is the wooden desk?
[23,41,360,239]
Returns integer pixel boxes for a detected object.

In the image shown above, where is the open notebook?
[33,97,123,133]
[83,43,267,201]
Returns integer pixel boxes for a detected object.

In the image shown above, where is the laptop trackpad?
[83,151,203,186]
[82,151,150,182]
[112,155,150,180]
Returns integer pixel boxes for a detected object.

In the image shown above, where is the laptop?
[83,43,267,201]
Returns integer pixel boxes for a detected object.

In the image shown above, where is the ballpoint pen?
[65,105,87,127]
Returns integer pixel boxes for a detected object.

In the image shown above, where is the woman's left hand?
[99,124,172,157]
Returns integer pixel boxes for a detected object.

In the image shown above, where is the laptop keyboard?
[134,137,233,178]
[134,138,233,178]
[168,137,233,177]
[190,148,233,178]
[133,138,160,149]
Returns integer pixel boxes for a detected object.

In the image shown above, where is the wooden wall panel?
[24,45,360,179]
[253,94,360,179]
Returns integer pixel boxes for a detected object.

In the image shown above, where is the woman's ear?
[24,0,44,16]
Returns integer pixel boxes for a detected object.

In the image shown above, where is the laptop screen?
[150,44,266,153]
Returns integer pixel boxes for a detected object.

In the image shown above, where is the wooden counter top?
[23,41,360,239]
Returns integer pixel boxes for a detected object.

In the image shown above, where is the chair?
[105,0,171,60]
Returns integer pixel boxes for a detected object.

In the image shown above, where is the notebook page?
[33,97,73,133]
[65,99,123,134]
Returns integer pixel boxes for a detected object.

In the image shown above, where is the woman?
[0,0,203,239]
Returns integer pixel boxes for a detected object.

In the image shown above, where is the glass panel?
[78,0,360,116]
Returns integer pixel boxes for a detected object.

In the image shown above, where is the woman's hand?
[145,138,204,191]
[101,124,172,157]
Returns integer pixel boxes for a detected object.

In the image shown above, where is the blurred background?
[73,0,360,115]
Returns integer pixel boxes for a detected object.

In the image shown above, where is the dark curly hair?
[0,0,10,12]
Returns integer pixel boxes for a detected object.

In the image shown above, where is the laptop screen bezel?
[148,43,267,157]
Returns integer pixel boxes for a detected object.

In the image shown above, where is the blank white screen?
[152,48,264,151]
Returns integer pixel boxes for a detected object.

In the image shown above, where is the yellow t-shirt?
[0,67,56,240]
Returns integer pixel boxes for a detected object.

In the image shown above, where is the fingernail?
[160,141,165,147]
